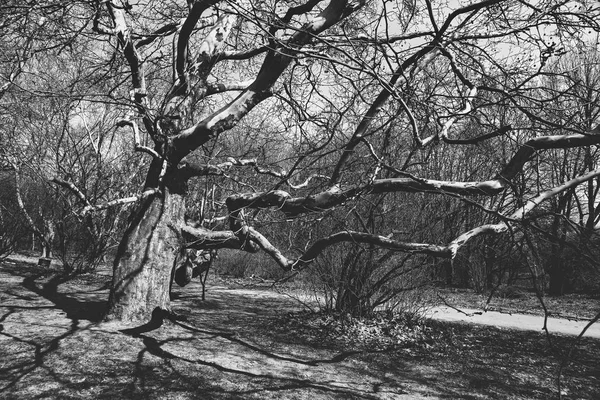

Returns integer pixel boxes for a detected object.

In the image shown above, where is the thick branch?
[228,128,600,217]
[499,130,600,181]
[174,1,219,83]
[299,231,452,265]
[171,0,366,162]
[238,166,600,271]
[181,225,259,252]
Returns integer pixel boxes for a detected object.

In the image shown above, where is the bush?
[289,243,436,318]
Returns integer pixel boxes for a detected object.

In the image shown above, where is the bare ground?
[1,256,599,399]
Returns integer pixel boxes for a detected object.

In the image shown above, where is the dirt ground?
[1,256,599,399]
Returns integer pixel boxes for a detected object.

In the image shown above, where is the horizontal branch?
[204,79,255,96]
[499,130,600,181]
[299,231,453,264]
[239,165,600,271]
[180,157,329,189]
[219,46,269,60]
[81,189,159,214]
[134,22,178,48]
[228,128,600,217]
[226,177,506,218]
[181,225,259,252]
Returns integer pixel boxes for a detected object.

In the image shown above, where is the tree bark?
[105,182,185,322]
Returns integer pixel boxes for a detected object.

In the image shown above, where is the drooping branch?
[231,165,600,271]
[50,175,159,215]
[298,231,452,265]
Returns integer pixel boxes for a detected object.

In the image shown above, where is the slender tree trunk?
[105,183,186,322]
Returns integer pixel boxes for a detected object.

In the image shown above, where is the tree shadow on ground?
[3,260,108,323]
[1,259,599,399]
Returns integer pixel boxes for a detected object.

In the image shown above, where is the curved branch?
[171,0,366,162]
[298,231,452,265]
[51,178,91,208]
[239,166,600,271]
[174,1,218,84]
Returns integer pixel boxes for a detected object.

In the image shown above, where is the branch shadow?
[2,257,107,323]
[129,331,387,400]
[21,273,107,322]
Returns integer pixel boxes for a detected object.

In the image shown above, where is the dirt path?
[1,256,599,399]
[0,258,449,399]
[427,306,600,339]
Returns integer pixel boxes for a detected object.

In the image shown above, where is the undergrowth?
[275,310,440,350]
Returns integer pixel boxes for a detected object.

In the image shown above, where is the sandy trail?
[427,306,600,339]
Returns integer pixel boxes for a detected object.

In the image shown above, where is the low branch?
[253,167,600,270]
[449,165,600,255]
[298,231,452,265]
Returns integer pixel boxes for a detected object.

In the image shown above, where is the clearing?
[0,256,599,399]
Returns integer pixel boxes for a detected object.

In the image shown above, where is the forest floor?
[0,255,599,399]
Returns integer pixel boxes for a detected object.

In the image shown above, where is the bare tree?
[4,0,600,322]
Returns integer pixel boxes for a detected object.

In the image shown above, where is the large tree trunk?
[105,182,185,322]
